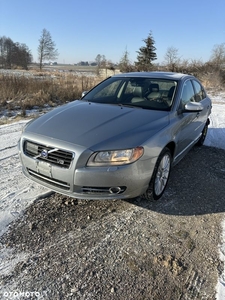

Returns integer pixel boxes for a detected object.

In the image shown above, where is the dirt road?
[1,145,225,300]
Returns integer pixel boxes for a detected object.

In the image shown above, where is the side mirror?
[81,91,88,98]
[184,102,204,112]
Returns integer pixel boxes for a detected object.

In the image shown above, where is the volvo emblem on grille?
[41,149,48,158]
[34,147,59,160]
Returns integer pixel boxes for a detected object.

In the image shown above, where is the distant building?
[76,61,97,66]
[77,61,89,66]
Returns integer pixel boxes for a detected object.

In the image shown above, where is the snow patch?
[0,120,51,237]
[217,219,225,299]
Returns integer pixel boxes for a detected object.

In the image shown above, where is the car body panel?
[18,72,212,200]
[25,100,170,150]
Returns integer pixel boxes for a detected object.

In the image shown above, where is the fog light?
[109,187,122,194]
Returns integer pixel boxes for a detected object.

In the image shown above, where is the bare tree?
[15,43,32,69]
[4,37,14,68]
[95,54,102,67]
[178,58,190,73]
[101,55,107,68]
[210,43,225,68]
[95,54,108,75]
[164,47,180,71]
[95,54,107,67]
[38,29,58,70]
[119,47,133,72]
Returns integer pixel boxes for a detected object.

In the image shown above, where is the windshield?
[82,77,177,111]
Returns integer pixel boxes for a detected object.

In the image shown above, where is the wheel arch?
[164,141,176,159]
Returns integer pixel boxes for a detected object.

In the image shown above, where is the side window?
[180,80,195,108]
[192,80,206,102]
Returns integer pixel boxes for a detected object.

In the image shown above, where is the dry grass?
[0,71,101,113]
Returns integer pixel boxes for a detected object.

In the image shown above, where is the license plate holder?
[36,161,52,177]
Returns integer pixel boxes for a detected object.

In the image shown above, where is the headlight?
[87,147,144,166]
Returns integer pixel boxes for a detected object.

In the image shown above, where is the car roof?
[112,71,193,80]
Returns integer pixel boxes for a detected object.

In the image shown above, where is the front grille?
[28,169,70,190]
[24,141,74,168]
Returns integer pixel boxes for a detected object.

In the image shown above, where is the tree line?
[118,31,225,75]
[0,29,58,70]
[0,36,32,69]
[1,29,225,75]
[0,30,162,71]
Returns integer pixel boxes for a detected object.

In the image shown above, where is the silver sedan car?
[18,72,212,201]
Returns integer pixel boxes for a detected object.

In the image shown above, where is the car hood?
[25,100,170,150]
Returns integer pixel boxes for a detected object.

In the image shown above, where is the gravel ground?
[0,145,225,300]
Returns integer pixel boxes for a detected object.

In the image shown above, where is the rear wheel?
[141,147,172,201]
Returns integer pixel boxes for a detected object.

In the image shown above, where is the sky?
[0,0,225,65]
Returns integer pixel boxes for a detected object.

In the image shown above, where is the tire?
[196,120,209,147]
[141,147,172,201]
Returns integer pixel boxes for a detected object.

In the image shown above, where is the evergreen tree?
[135,31,157,71]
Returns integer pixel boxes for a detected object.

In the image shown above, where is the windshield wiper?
[117,103,143,109]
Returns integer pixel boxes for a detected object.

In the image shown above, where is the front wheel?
[141,148,172,201]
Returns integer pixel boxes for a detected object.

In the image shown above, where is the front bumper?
[18,137,155,200]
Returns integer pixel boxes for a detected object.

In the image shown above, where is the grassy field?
[0,67,102,118]
[39,64,99,73]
